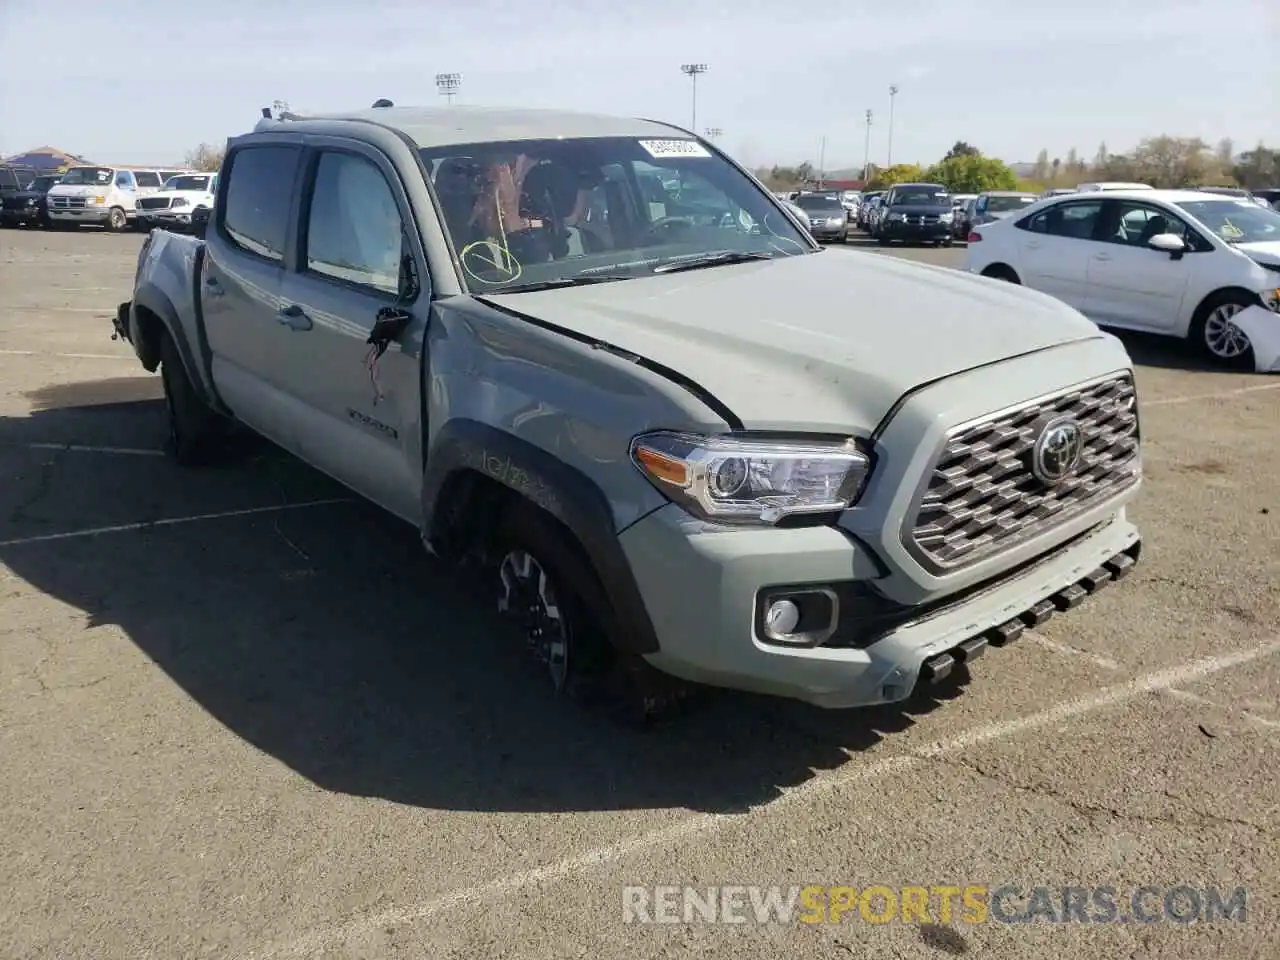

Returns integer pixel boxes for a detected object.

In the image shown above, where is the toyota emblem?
[1031,417,1085,485]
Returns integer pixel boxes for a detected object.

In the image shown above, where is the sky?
[1,0,1277,171]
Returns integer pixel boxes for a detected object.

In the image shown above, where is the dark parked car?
[0,166,40,198]
[875,182,953,246]
[790,192,849,242]
[0,174,61,228]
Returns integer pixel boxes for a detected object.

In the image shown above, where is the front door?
[276,140,430,523]
[1082,199,1194,331]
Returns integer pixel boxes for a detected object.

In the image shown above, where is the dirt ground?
[1,227,1277,959]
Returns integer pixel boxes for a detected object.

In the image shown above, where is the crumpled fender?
[1231,305,1280,373]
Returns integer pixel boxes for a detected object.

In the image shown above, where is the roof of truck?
[262,105,688,149]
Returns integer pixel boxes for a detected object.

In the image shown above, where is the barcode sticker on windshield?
[639,139,711,159]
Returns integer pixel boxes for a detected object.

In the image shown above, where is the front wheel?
[1190,292,1256,369]
[107,206,128,231]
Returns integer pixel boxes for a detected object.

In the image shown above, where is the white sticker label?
[638,139,711,159]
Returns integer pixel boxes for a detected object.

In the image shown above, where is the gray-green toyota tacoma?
[114,103,1143,720]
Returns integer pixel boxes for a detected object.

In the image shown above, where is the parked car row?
[0,164,211,231]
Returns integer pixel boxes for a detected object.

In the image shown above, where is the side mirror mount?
[1147,232,1187,259]
[190,207,210,239]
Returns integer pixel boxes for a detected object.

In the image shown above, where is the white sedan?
[963,189,1280,368]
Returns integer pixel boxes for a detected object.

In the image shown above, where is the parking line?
[1026,632,1120,671]
[244,635,1280,960]
[0,349,136,361]
[21,442,164,457]
[1146,382,1280,407]
[0,499,350,548]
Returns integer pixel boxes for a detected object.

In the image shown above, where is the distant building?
[1,146,93,172]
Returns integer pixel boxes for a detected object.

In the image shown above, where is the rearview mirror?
[1147,232,1186,255]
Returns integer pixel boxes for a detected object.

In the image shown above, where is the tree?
[1051,157,1061,183]
[1032,149,1050,181]
[185,143,224,172]
[1093,142,1109,170]
[865,163,926,189]
[1232,144,1276,189]
[926,154,1018,193]
[1130,135,1213,187]
[1215,138,1234,170]
[943,141,980,162]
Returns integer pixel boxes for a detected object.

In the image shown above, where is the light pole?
[887,84,899,167]
[818,136,827,189]
[863,109,873,180]
[704,126,722,141]
[680,63,707,131]
[435,72,461,105]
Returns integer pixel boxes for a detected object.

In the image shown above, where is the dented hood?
[480,250,1105,433]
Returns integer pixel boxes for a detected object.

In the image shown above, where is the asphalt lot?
[1,227,1278,960]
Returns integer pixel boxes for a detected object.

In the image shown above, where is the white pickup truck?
[135,172,218,232]
[113,103,1145,722]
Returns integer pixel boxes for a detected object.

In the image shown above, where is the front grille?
[904,373,1140,573]
[138,197,171,210]
[50,196,86,209]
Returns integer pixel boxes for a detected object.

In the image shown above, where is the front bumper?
[49,206,115,223]
[881,218,952,241]
[138,208,194,225]
[1,206,43,224]
[620,504,1141,708]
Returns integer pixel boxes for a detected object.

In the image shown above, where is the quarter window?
[304,151,406,296]
[134,171,161,188]
[1019,200,1104,239]
[221,145,301,262]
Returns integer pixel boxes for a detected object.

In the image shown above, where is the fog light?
[765,599,801,637]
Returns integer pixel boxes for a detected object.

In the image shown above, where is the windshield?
[419,136,812,292]
[1175,199,1280,245]
[58,167,113,186]
[987,194,1037,213]
[164,174,214,192]
[793,195,843,212]
[889,186,949,206]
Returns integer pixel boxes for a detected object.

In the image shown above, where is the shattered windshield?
[419,135,812,293]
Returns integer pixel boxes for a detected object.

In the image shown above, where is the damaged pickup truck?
[114,103,1144,721]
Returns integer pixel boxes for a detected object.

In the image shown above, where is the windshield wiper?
[652,250,775,275]
[498,275,634,293]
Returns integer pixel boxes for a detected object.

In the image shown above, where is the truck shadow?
[0,392,967,816]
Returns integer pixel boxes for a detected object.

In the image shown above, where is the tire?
[494,503,698,725]
[107,206,128,231]
[159,334,225,465]
[1189,291,1256,369]
[981,264,1020,284]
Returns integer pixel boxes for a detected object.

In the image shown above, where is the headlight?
[1261,288,1280,313]
[939,212,954,223]
[171,197,188,208]
[26,198,37,207]
[630,431,872,524]
[827,216,844,225]
[887,212,905,222]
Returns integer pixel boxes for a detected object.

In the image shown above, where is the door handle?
[203,275,224,297]
[276,303,313,331]
[1024,241,1041,250]
[1093,252,1111,261]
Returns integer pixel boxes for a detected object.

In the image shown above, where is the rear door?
[1012,198,1105,310]
[202,139,305,450]
[275,137,430,522]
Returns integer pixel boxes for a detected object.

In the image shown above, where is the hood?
[479,250,1103,434]
[1237,240,1280,268]
[885,203,951,215]
[4,190,43,202]
[158,189,215,201]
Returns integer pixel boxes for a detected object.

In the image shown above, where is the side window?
[1020,200,1103,239]
[115,171,134,189]
[304,151,406,296]
[1108,201,1201,249]
[221,145,301,262]
[134,171,161,188]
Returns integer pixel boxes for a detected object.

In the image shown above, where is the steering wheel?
[637,216,695,245]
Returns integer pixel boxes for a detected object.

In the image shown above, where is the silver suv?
[115,103,1144,721]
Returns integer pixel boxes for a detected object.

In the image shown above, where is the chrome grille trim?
[902,371,1140,574]
[50,196,87,209]
[138,197,172,210]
